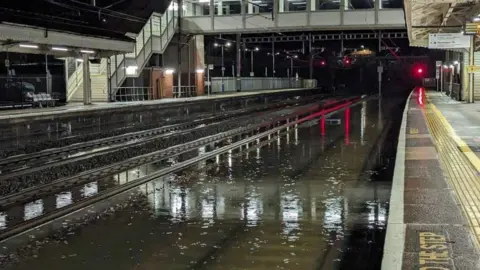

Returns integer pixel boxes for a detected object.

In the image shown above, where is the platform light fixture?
[165,68,175,74]
[52,47,68,51]
[214,43,219,47]
[126,65,138,75]
[19,44,38,49]
[453,61,459,65]
[255,47,259,51]
[76,58,84,62]
[196,68,204,73]
[80,49,95,54]
[225,42,231,47]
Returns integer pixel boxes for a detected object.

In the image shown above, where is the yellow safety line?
[423,96,480,247]
[429,103,480,173]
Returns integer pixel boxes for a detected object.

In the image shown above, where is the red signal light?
[417,68,423,74]
[320,60,326,66]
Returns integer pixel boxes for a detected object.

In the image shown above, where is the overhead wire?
[64,0,147,21]
[43,0,147,23]
[0,7,131,36]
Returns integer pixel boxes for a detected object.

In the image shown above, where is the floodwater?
[1,99,398,270]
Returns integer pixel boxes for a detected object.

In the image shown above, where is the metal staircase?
[65,1,178,102]
[66,58,108,102]
[109,2,178,100]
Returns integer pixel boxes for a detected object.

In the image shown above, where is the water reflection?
[361,101,366,145]
[0,212,6,230]
[24,199,43,221]
[323,197,343,232]
[4,100,393,270]
[55,192,72,209]
[82,181,98,198]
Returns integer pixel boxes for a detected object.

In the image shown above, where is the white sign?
[428,33,470,49]
[208,64,214,70]
[436,61,442,67]
[436,68,440,79]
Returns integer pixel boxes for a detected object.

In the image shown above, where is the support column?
[218,0,223,15]
[248,1,253,14]
[177,0,183,97]
[236,33,242,92]
[274,0,279,27]
[279,0,284,12]
[195,35,206,96]
[272,35,275,77]
[82,54,92,105]
[306,0,311,26]
[468,36,475,103]
[311,0,316,10]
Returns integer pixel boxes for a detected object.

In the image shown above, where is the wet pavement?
[0,98,398,270]
[427,91,480,159]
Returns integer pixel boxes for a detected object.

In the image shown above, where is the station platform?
[0,88,313,122]
[383,89,480,270]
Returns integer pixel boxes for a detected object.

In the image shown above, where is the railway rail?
[0,97,363,243]
[0,96,364,245]
[0,101,329,208]
[0,89,320,158]
[0,95,325,176]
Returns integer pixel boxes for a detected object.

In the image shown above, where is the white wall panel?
[344,11,375,25]
[378,10,405,25]
[310,12,341,26]
[277,13,308,27]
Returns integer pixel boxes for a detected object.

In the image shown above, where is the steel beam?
[241,32,407,44]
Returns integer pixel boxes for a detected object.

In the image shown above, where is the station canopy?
[0,0,169,57]
[404,0,480,48]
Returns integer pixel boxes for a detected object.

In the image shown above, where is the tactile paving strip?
[424,98,480,246]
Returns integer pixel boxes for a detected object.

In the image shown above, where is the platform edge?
[380,90,413,270]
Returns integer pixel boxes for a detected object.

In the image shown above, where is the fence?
[173,86,197,98]
[209,77,316,93]
[113,87,154,102]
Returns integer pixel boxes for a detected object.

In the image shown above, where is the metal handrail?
[113,87,154,102]
[109,1,177,94]
[173,86,197,98]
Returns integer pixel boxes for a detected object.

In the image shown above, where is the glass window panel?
[286,0,307,11]
[255,0,274,13]
[186,0,210,16]
[215,0,242,15]
[381,0,402,8]
[316,0,340,10]
[349,0,374,9]
[152,15,161,36]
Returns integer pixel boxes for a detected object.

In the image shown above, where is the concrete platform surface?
[0,88,312,121]
[382,88,480,270]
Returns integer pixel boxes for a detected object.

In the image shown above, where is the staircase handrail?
[67,65,83,101]
[109,2,177,99]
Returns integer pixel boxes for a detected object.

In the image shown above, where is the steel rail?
[0,96,363,243]
[0,101,334,209]
[0,95,325,175]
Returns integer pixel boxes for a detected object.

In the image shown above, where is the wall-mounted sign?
[464,23,480,35]
[428,33,471,49]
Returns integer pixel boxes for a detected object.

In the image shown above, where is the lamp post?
[246,46,259,76]
[214,41,231,92]
[267,52,280,77]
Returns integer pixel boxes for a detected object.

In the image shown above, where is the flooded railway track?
[0,96,324,174]
[0,96,362,243]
